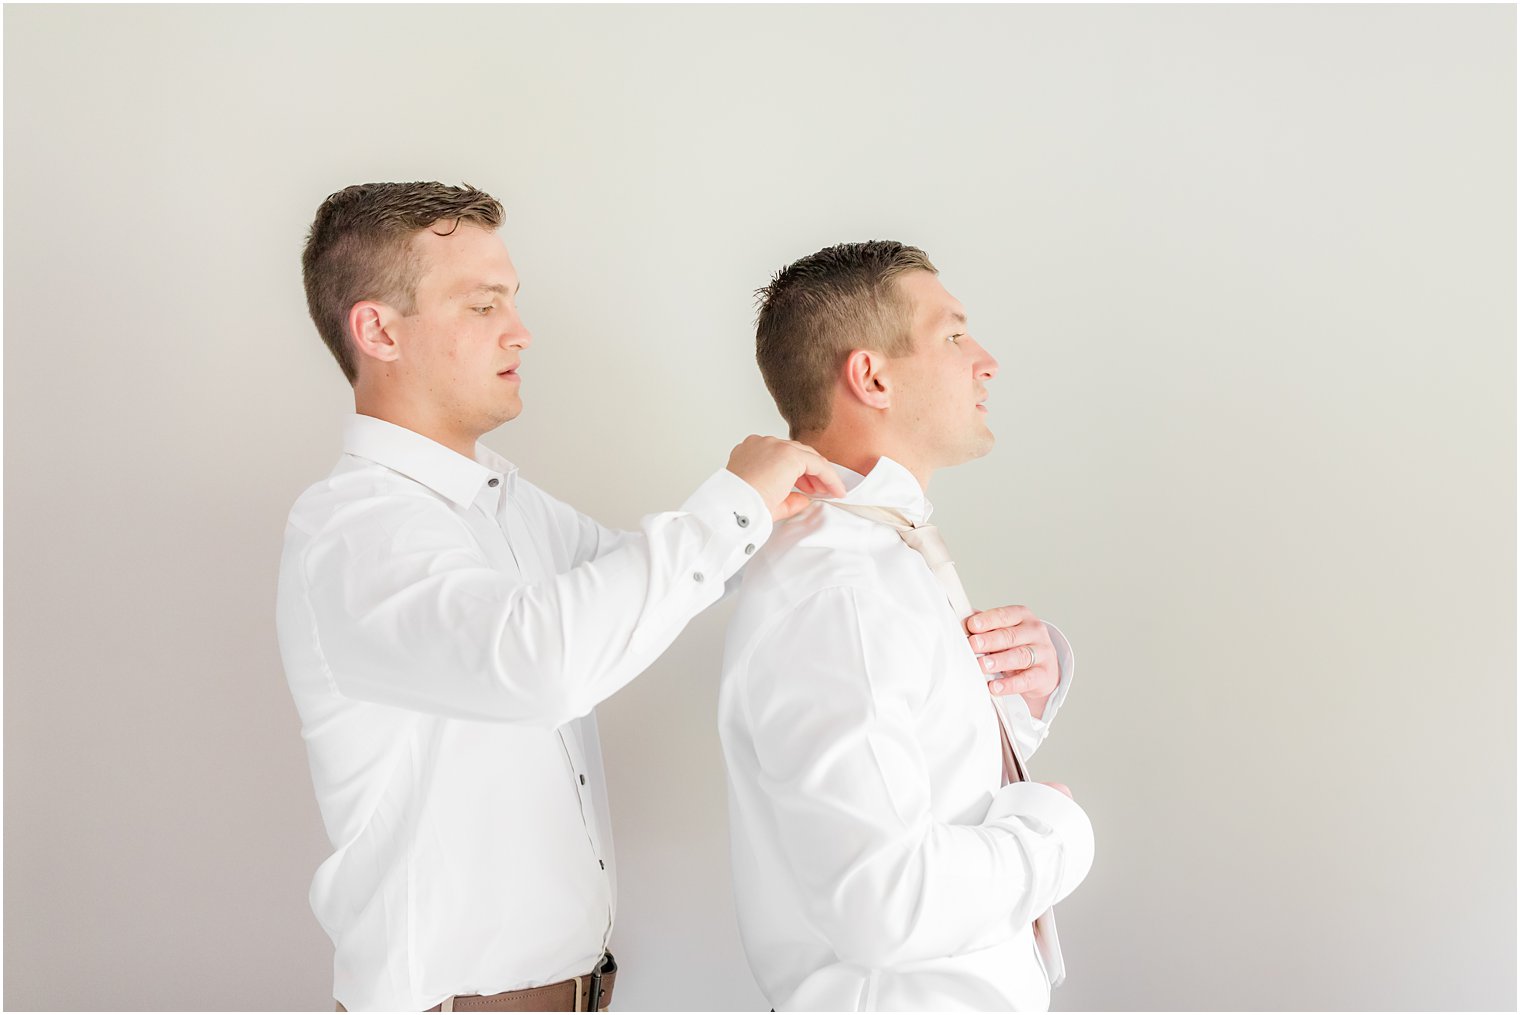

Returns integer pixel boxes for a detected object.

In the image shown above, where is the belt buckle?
[587,952,615,1012]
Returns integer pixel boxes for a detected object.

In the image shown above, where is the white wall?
[4,4,1513,1011]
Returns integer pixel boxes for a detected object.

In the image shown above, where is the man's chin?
[941,434,995,471]
[477,401,523,435]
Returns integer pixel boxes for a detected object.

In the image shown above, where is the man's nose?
[506,319,533,350]
[974,340,999,379]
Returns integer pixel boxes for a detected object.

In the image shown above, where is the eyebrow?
[459,282,521,298]
[944,311,968,327]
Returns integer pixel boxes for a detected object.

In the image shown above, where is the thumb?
[771,490,811,521]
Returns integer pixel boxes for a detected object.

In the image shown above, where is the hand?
[965,605,1059,715]
[726,436,846,521]
[1040,781,1073,800]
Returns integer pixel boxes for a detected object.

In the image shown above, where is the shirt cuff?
[987,780,1095,907]
[993,619,1075,753]
[680,468,773,583]
[1031,620,1076,731]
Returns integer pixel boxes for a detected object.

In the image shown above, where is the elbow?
[535,684,597,729]
[486,655,586,729]
[823,892,928,969]
[812,851,936,968]
[488,608,597,729]
[809,822,1033,968]
[829,930,912,971]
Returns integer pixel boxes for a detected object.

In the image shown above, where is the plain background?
[4,4,1514,1011]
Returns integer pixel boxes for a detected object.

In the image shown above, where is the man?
[276,181,843,1012]
[719,241,1094,1011]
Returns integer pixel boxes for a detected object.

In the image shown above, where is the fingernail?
[970,636,984,651]
[983,657,996,671]
[990,680,1004,694]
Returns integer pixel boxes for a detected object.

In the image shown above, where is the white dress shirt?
[718,456,1094,1012]
[276,413,771,1011]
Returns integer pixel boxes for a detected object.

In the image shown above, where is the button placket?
[557,730,606,886]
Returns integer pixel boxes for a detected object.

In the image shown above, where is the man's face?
[389,223,532,436]
[889,269,1000,470]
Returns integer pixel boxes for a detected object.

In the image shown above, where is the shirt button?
[693,572,705,583]
[488,478,500,488]
[744,544,755,555]
[735,513,749,528]
[599,859,606,870]
[579,774,586,785]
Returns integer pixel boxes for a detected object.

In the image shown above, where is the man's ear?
[348,300,403,368]
[842,348,891,411]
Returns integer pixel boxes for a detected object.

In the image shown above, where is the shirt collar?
[341,413,518,509]
[822,455,935,526]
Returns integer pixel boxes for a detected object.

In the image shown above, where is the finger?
[793,472,836,498]
[987,670,1038,695]
[796,452,846,497]
[978,645,1042,675]
[772,490,812,521]
[1041,781,1073,799]
[968,628,1014,654]
[989,667,1058,698]
[965,605,1033,635]
[968,624,1048,654]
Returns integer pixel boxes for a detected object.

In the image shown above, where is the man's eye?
[473,306,493,315]
[947,333,963,344]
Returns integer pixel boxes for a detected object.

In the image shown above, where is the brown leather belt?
[338,953,617,1012]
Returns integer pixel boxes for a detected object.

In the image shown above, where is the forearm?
[816,813,1085,966]
[780,773,1091,967]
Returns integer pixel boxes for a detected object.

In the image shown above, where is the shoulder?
[284,455,470,563]
[501,472,582,531]
[742,501,889,600]
[726,504,930,671]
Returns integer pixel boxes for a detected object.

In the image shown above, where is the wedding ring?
[1025,645,1039,669]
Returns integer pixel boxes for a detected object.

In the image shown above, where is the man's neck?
[801,431,933,493]
[354,392,480,461]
